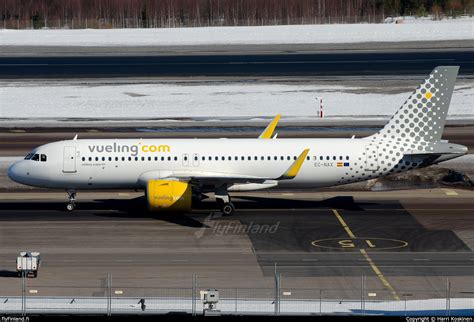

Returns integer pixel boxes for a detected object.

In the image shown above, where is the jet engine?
[146,180,192,212]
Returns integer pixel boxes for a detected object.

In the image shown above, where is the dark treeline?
[2,0,473,29]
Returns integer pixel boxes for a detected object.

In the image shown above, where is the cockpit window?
[24,153,34,160]
[40,154,47,162]
[31,154,40,161]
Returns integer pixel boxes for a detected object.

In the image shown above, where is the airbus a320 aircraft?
[8,66,467,215]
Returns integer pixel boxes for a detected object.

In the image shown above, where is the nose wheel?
[66,190,76,211]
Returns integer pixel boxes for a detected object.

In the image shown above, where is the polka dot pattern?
[335,66,459,186]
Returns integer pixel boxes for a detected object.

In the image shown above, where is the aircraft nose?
[7,162,19,182]
[7,161,26,183]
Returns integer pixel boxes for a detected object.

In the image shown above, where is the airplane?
[8,66,467,216]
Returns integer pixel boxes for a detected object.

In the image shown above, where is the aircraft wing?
[160,148,309,186]
[164,171,270,185]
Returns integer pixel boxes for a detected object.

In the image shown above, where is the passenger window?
[109,157,112,161]
[95,157,99,161]
[280,156,284,160]
[320,156,323,161]
[346,156,349,160]
[306,156,310,160]
[254,156,258,161]
[215,156,218,161]
[248,156,251,161]
[141,157,145,161]
[241,156,245,161]
[128,157,131,161]
[222,156,225,161]
[161,156,165,161]
[148,157,151,161]
[154,157,158,161]
[202,156,205,161]
[116,157,119,161]
[326,156,330,160]
[184,156,188,161]
[167,156,171,161]
[122,157,125,161]
[174,156,178,161]
[82,157,85,162]
[339,156,343,160]
[209,156,212,161]
[274,156,277,160]
[234,156,238,161]
[333,156,336,161]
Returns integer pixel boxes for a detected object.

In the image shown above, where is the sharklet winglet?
[258,114,281,139]
[277,149,309,180]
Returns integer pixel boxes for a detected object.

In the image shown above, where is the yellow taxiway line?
[331,209,401,301]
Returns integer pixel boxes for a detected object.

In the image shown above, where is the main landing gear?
[215,186,235,216]
[66,190,76,211]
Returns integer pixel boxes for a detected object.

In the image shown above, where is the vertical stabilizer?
[374,66,459,143]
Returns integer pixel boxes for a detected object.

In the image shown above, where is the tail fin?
[374,66,459,143]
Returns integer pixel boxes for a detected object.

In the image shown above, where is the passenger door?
[63,146,77,173]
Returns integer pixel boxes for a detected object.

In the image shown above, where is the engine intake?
[146,180,192,212]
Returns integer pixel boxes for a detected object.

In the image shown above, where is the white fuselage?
[8,137,466,192]
[9,138,382,190]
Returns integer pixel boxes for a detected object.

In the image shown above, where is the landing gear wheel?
[66,190,77,212]
[221,202,235,216]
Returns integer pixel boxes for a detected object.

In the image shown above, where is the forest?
[2,0,473,29]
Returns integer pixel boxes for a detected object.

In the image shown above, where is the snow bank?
[0,82,472,120]
[1,17,472,47]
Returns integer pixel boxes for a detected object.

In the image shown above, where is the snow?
[1,17,472,47]
[1,82,472,121]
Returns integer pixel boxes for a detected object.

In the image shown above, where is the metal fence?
[1,274,473,316]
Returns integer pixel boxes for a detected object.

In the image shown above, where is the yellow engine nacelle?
[146,180,192,212]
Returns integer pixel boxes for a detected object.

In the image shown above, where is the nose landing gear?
[66,190,76,211]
